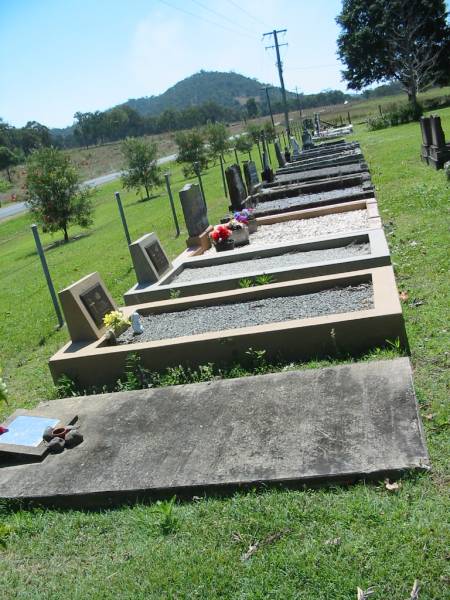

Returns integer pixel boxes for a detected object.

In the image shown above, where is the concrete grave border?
[50,266,407,388]
[124,228,390,304]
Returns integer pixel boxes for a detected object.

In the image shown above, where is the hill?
[123,70,292,116]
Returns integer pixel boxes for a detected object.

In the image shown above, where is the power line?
[222,0,270,28]
[188,0,258,37]
[156,0,259,40]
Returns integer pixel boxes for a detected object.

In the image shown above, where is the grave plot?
[268,162,369,187]
[124,229,390,303]
[276,149,364,175]
[1,358,428,507]
[50,266,407,388]
[290,141,360,162]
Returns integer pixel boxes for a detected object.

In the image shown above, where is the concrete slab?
[271,163,369,186]
[0,359,428,507]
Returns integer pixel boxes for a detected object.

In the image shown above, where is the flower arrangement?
[103,310,131,334]
[209,224,234,252]
[233,208,254,225]
[210,224,232,244]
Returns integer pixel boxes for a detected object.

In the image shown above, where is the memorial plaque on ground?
[129,233,172,285]
[179,183,209,238]
[80,284,115,328]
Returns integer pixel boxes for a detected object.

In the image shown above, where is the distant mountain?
[122,70,292,117]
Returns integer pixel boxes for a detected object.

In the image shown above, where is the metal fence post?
[31,224,64,328]
[114,191,131,246]
[164,173,180,237]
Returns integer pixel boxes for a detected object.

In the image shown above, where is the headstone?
[243,160,259,193]
[225,164,248,211]
[420,116,432,146]
[301,129,314,150]
[274,140,286,168]
[129,233,172,285]
[291,136,301,160]
[284,147,291,163]
[179,183,209,238]
[261,152,274,183]
[429,115,446,148]
[59,272,117,342]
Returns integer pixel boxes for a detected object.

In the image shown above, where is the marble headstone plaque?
[145,240,170,276]
[80,283,115,328]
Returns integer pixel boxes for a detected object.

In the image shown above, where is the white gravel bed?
[117,283,374,344]
[173,242,370,285]
[202,210,369,257]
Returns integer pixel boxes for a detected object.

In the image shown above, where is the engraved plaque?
[80,283,115,328]
[145,241,170,276]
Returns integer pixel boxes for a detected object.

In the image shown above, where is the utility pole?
[264,29,290,136]
[264,86,275,128]
[295,86,302,120]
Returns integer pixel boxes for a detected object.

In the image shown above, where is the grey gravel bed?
[172,242,370,285]
[118,283,373,344]
[274,164,363,184]
[255,186,366,214]
[201,210,369,258]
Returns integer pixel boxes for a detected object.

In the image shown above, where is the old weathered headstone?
[274,140,286,168]
[59,272,117,342]
[225,164,248,211]
[429,115,446,148]
[426,115,450,169]
[291,136,301,160]
[301,129,314,151]
[261,152,274,183]
[129,233,172,285]
[179,183,209,238]
[243,160,259,194]
[420,117,432,163]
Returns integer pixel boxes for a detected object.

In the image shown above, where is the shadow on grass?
[24,232,93,257]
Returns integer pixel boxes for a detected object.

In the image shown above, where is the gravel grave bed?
[255,186,367,213]
[118,283,373,344]
[202,210,369,257]
[275,164,363,184]
[173,242,370,285]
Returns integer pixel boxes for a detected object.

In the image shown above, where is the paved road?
[0,152,178,223]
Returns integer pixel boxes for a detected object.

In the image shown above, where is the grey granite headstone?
[243,160,259,194]
[129,233,172,285]
[179,183,209,238]
[429,115,446,148]
[274,140,286,168]
[225,164,248,211]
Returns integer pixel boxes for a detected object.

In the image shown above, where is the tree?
[337,0,450,106]
[234,134,253,155]
[26,148,94,242]
[205,122,229,162]
[263,121,276,143]
[0,146,21,182]
[246,97,258,118]
[175,129,208,177]
[121,137,162,200]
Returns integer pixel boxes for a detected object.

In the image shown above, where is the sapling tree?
[205,122,229,163]
[234,134,253,156]
[26,147,94,243]
[121,137,162,200]
[175,129,208,177]
[0,146,21,182]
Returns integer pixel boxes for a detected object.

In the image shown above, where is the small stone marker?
[225,164,248,211]
[179,183,209,237]
[274,140,286,168]
[291,136,301,160]
[59,272,117,342]
[129,233,172,285]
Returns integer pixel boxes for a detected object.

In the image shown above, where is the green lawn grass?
[0,110,449,599]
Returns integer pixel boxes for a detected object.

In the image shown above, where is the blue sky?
[0,0,346,128]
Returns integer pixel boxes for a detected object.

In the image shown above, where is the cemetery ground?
[0,110,449,598]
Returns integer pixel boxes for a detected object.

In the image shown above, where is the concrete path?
[0,358,428,508]
[0,153,178,223]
